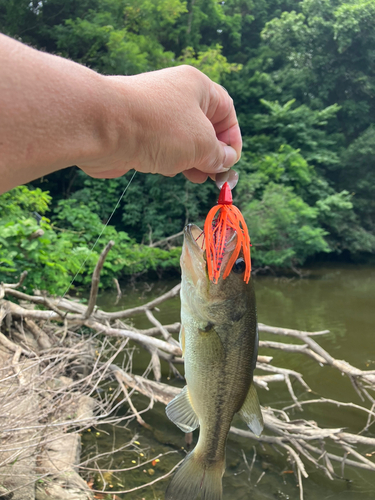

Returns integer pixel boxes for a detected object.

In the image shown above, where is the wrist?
[76,73,138,177]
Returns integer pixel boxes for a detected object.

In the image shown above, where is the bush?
[0,187,180,294]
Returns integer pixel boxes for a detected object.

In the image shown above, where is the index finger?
[206,83,242,162]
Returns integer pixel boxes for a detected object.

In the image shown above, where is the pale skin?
[0,34,242,195]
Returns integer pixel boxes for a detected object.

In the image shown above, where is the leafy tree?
[68,172,216,243]
[0,186,51,218]
[1,0,375,275]
[315,190,375,255]
[52,0,187,74]
[241,182,329,268]
[0,186,180,293]
[261,0,375,140]
[247,99,341,168]
[340,126,375,233]
[179,44,242,82]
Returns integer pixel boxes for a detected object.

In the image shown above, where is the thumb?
[221,144,239,170]
[201,142,238,174]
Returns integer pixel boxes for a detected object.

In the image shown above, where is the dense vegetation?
[1,0,375,292]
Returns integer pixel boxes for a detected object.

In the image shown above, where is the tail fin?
[165,451,224,500]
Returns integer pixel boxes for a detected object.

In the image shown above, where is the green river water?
[83,264,375,500]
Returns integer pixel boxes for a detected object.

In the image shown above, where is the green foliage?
[0,186,51,218]
[242,183,329,268]
[334,0,375,54]
[249,99,341,167]
[0,187,180,293]
[236,143,373,263]
[1,0,375,276]
[0,212,88,292]
[53,0,187,74]
[66,172,217,244]
[179,44,242,83]
[260,0,375,138]
[237,145,313,199]
[315,190,375,254]
[340,125,375,233]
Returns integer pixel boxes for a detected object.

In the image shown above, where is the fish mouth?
[182,224,238,284]
[184,224,238,255]
[184,224,205,257]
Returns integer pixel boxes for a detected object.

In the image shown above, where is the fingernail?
[215,171,230,189]
[223,145,238,169]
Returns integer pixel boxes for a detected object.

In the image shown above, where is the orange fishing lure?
[204,182,251,284]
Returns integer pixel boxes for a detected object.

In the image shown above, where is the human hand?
[0,35,241,194]
[77,65,242,185]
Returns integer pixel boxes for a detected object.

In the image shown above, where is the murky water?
[84,264,375,499]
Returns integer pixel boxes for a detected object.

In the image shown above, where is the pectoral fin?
[166,386,199,433]
[238,383,264,437]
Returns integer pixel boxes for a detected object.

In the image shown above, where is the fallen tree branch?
[0,330,33,357]
[111,368,375,479]
[113,277,122,305]
[149,229,184,248]
[145,309,176,344]
[259,323,375,397]
[114,370,153,430]
[84,240,115,319]
[1,266,375,498]
[84,318,182,356]
[259,339,326,364]
[99,282,182,320]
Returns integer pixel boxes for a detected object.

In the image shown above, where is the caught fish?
[165,182,263,500]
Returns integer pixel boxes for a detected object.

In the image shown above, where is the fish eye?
[232,257,246,274]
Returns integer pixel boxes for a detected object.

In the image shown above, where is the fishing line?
[197,86,233,248]
[58,170,137,304]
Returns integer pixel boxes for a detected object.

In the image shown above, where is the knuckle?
[178,65,205,83]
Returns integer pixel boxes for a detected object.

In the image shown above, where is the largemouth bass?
[165,223,263,500]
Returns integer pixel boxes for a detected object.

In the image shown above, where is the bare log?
[136,322,181,337]
[114,369,375,479]
[84,318,182,356]
[149,229,184,248]
[25,319,52,350]
[28,229,44,240]
[259,339,326,364]
[2,269,375,499]
[113,277,122,305]
[2,299,76,321]
[97,282,181,320]
[3,281,182,322]
[145,309,176,343]
[258,323,330,337]
[259,323,375,393]
[1,271,28,290]
[84,240,115,319]
[0,329,32,356]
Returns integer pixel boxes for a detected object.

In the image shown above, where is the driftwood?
[1,242,375,499]
[149,229,184,248]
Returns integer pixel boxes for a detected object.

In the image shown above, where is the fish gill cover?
[204,182,251,284]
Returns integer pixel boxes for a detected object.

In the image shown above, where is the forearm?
[0,35,241,194]
[0,34,121,193]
